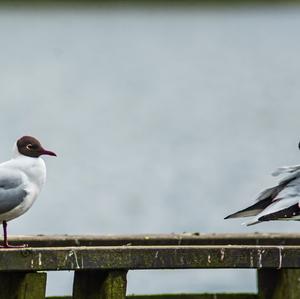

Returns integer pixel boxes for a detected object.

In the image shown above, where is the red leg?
[0,221,27,248]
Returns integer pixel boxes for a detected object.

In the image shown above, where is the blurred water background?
[1,3,300,296]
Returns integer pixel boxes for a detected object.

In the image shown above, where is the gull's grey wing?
[256,169,300,202]
[225,169,300,220]
[244,196,300,226]
[244,178,300,225]
[272,164,300,177]
[0,168,27,214]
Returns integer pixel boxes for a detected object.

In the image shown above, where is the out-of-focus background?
[1,1,300,296]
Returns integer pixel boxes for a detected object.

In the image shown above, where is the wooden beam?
[257,269,300,299]
[0,272,46,299]
[72,270,127,299]
[0,245,296,271]
[5,233,300,247]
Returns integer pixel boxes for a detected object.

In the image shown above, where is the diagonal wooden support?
[72,270,127,299]
[257,269,300,299]
[0,272,46,299]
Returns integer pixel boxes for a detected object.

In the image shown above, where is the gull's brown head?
[17,136,57,158]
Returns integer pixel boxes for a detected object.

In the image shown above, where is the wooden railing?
[0,233,299,299]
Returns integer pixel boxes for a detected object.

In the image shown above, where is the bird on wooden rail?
[225,142,300,226]
[0,136,56,248]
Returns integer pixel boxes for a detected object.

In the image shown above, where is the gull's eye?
[26,144,33,150]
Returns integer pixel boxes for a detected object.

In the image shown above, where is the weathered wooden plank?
[128,294,257,299]
[5,233,300,247]
[101,271,127,299]
[0,245,295,271]
[257,269,300,299]
[73,270,127,299]
[0,272,46,299]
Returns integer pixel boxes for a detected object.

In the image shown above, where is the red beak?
[41,149,57,157]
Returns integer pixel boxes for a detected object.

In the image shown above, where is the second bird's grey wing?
[225,169,300,220]
[244,176,300,225]
[272,164,300,177]
[0,169,28,214]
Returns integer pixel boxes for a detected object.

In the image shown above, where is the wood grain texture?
[4,233,300,247]
[0,245,296,271]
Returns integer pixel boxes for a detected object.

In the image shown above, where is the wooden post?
[72,270,127,299]
[257,269,300,299]
[0,272,46,299]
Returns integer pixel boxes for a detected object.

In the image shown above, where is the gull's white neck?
[9,143,47,190]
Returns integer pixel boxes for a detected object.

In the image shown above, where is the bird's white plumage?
[0,148,46,222]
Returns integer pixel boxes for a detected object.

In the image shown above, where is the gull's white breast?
[0,156,46,222]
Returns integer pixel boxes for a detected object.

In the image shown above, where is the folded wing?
[0,168,28,214]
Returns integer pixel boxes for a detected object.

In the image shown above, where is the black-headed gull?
[0,136,56,248]
[225,148,300,225]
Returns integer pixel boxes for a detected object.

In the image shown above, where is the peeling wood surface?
[0,245,299,271]
[3,233,300,247]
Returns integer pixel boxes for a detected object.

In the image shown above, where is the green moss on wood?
[258,269,300,299]
[72,270,127,299]
[0,245,296,271]
[0,272,46,299]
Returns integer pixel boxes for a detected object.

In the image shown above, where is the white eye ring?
[26,144,33,150]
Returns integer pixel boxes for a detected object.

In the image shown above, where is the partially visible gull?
[0,136,56,248]
[225,143,300,226]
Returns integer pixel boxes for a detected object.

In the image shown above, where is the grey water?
[1,4,300,296]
